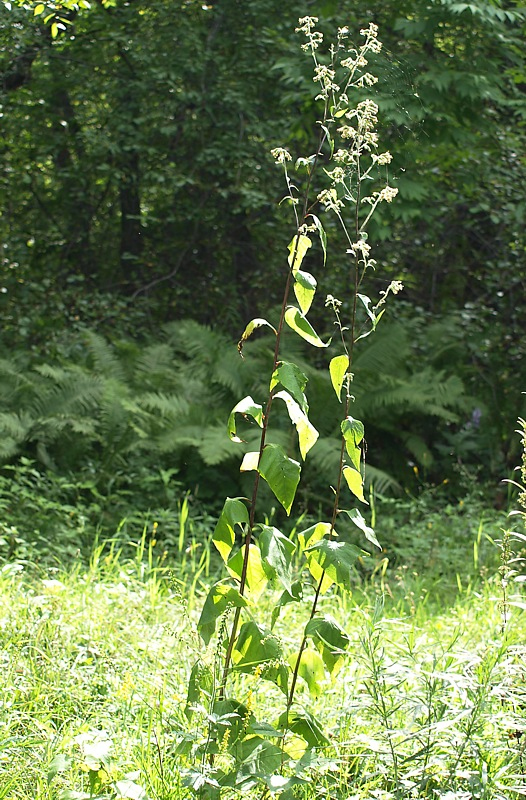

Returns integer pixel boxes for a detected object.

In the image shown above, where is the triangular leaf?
[329,354,349,402]
[284,307,329,348]
[342,465,368,504]
[293,269,317,315]
[258,443,300,515]
[287,234,312,273]
[305,539,363,591]
[340,508,380,549]
[213,498,249,562]
[233,621,288,692]
[270,361,309,413]
[341,416,365,470]
[274,390,318,459]
[228,396,263,443]
[258,525,296,594]
[277,709,329,747]
[305,615,351,675]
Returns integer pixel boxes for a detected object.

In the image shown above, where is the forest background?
[1,0,526,557]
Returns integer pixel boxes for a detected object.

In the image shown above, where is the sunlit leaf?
[309,214,327,265]
[305,615,351,674]
[284,307,329,348]
[270,361,308,413]
[288,647,325,699]
[341,416,364,471]
[227,396,263,443]
[258,525,295,594]
[329,354,349,402]
[238,318,277,356]
[233,621,288,692]
[213,497,249,562]
[240,451,259,472]
[342,465,367,503]
[287,234,312,273]
[197,581,248,645]
[227,544,268,601]
[293,269,317,315]
[274,390,318,459]
[340,508,380,549]
[306,539,363,591]
[277,708,329,746]
[258,443,300,515]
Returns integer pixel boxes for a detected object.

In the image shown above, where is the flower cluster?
[270,147,292,165]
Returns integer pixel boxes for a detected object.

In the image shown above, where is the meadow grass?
[1,515,525,800]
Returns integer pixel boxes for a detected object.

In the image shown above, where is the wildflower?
[348,240,371,258]
[372,151,393,165]
[318,188,345,212]
[378,186,398,203]
[388,280,403,294]
[296,16,318,33]
[325,166,346,183]
[271,147,292,165]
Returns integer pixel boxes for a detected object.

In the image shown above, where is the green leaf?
[238,318,277,356]
[305,540,363,591]
[293,270,317,315]
[233,621,288,692]
[297,521,332,551]
[270,361,308,413]
[232,737,284,784]
[288,647,325,699]
[284,307,329,348]
[258,525,295,594]
[258,443,300,515]
[287,234,312,273]
[228,396,263,443]
[227,544,268,601]
[305,615,351,675]
[309,214,327,265]
[340,508,380,549]
[47,753,72,784]
[198,581,248,645]
[341,416,364,471]
[34,3,45,14]
[213,498,249,562]
[277,709,329,746]
[329,355,349,402]
[342,465,367,504]
[274,390,318,459]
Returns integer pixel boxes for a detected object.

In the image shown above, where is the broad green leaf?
[287,234,312,273]
[284,307,329,348]
[258,525,295,594]
[274,390,318,459]
[340,508,381,549]
[305,615,351,675]
[232,737,284,784]
[198,581,248,645]
[34,3,45,14]
[297,521,332,552]
[309,214,327,265]
[305,539,363,591]
[227,396,263,443]
[240,451,259,472]
[342,465,367,504]
[293,269,317,315]
[210,699,255,747]
[329,354,349,402]
[232,621,288,692]
[238,318,277,356]
[213,497,249,562]
[341,416,365,470]
[227,544,268,601]
[258,443,300,515]
[277,709,329,747]
[185,660,213,721]
[288,647,325,699]
[270,361,308,413]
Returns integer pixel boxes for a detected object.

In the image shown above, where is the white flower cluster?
[270,147,292,165]
[317,188,345,212]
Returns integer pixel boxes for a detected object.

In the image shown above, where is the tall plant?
[183,18,403,796]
